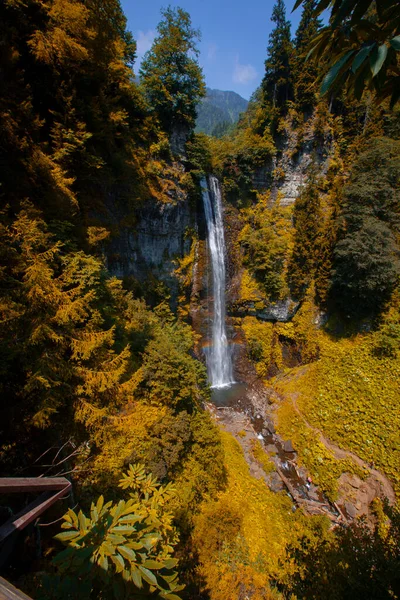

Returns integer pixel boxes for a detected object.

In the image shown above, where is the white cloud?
[233,56,257,84]
[207,43,217,60]
[136,29,156,59]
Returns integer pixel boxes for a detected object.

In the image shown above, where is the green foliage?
[251,439,275,475]
[204,89,275,203]
[330,138,400,314]
[0,0,151,218]
[50,464,184,599]
[374,295,400,358]
[285,500,400,600]
[239,195,293,300]
[276,312,400,498]
[293,0,323,112]
[140,7,205,135]
[294,0,400,107]
[0,205,139,433]
[288,170,322,299]
[185,133,213,176]
[192,430,328,600]
[332,217,399,314]
[141,306,209,411]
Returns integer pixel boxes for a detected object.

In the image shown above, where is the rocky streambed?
[207,379,344,525]
[206,334,395,527]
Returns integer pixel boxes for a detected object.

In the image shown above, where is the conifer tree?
[262,0,294,116]
[140,7,205,138]
[287,168,322,298]
[293,0,323,112]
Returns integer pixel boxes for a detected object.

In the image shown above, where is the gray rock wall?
[106,199,193,288]
[252,110,334,205]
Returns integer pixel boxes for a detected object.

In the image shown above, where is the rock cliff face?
[232,298,300,322]
[106,198,194,290]
[253,111,334,205]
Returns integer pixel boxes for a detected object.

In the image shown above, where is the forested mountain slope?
[195,88,248,136]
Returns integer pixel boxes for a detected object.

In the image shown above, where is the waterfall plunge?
[201,176,234,389]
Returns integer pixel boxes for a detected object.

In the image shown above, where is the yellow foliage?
[80,402,166,495]
[239,268,264,303]
[242,317,283,377]
[274,320,400,498]
[192,431,327,599]
[237,195,294,301]
[251,439,275,475]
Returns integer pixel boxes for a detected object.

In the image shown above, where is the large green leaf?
[163,558,178,569]
[110,553,125,573]
[111,525,135,534]
[370,43,388,77]
[321,50,355,95]
[98,554,109,572]
[96,496,104,514]
[139,566,158,586]
[107,534,126,544]
[352,44,375,73]
[142,559,164,569]
[118,545,136,562]
[100,541,115,557]
[54,531,80,542]
[390,36,400,51]
[78,511,88,534]
[332,0,359,28]
[131,566,143,589]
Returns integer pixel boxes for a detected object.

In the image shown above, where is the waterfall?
[201,176,234,389]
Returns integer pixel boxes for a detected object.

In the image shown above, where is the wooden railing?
[0,477,72,543]
[0,477,72,599]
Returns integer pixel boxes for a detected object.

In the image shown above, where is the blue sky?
[120,1,305,100]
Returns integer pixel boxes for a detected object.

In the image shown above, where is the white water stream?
[201,176,234,389]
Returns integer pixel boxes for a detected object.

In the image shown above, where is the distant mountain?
[195,88,248,137]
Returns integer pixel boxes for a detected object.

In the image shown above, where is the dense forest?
[0,0,400,599]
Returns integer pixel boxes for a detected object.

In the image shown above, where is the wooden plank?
[0,478,71,494]
[0,577,32,600]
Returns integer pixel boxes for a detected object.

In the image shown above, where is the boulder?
[283,440,295,453]
[344,501,358,519]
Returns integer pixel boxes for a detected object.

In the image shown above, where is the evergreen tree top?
[294,0,323,50]
[267,0,291,53]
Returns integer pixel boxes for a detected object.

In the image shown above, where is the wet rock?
[104,179,192,306]
[284,440,295,453]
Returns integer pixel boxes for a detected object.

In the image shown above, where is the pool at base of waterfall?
[211,382,248,407]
